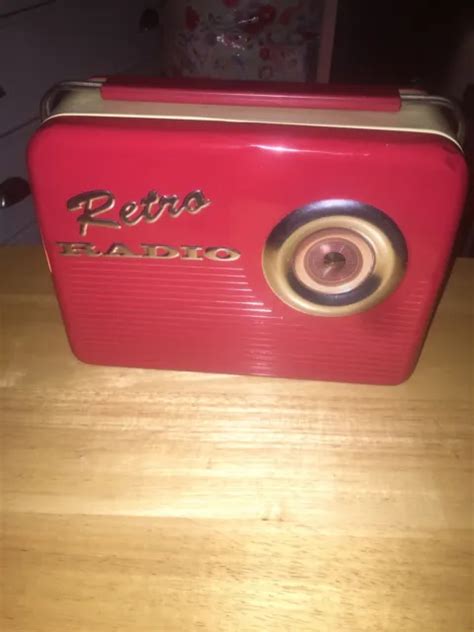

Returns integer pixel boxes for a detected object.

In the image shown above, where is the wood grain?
[1,247,473,632]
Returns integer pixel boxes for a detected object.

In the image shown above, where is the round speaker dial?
[262,200,407,317]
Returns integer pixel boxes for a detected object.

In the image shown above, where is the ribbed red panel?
[59,257,431,383]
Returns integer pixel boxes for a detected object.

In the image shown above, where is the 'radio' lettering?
[56,242,241,261]
[57,241,101,256]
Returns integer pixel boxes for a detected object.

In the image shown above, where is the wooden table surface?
[1,247,473,632]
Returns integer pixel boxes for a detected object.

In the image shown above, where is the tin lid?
[40,78,464,151]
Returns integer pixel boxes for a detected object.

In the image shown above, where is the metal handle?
[40,79,103,121]
[0,177,30,209]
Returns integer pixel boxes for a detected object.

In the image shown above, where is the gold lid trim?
[41,81,463,151]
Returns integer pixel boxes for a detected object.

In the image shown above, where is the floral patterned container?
[160,1,323,81]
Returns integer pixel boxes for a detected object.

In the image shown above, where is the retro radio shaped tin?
[28,78,467,384]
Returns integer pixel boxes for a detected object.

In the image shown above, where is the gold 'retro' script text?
[67,189,211,236]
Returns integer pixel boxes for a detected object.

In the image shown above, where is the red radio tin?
[28,78,467,384]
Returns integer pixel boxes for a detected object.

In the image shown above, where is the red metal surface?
[28,114,467,384]
[102,76,401,111]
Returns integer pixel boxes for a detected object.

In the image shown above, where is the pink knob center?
[292,228,375,295]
